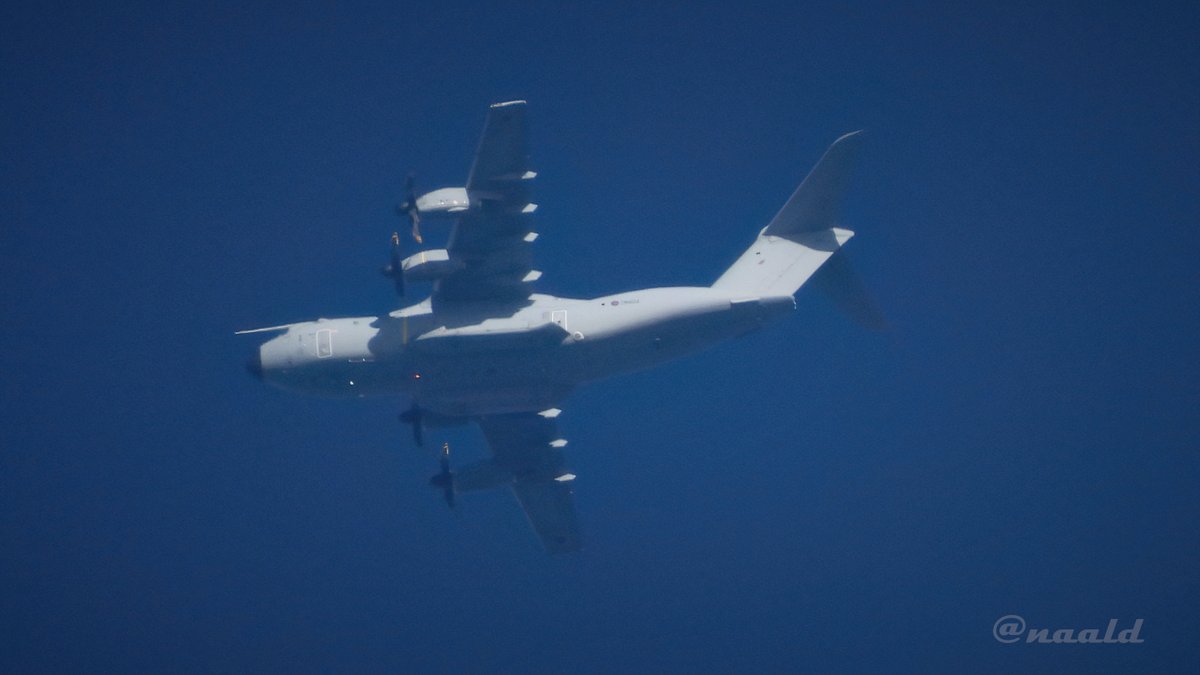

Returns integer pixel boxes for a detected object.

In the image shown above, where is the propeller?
[398,403,424,446]
[395,173,423,244]
[381,231,406,297]
[382,174,427,297]
[429,442,455,509]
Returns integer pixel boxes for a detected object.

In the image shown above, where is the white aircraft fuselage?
[241,99,867,552]
[251,287,795,417]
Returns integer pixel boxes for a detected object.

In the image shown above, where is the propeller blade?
[409,210,423,244]
[430,442,455,509]
[384,231,405,296]
[399,172,423,244]
[399,403,423,446]
[439,465,454,508]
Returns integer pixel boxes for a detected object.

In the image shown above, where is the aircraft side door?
[316,329,333,358]
[297,329,334,358]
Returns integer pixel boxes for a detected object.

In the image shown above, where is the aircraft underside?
[241,100,867,552]
[257,289,795,418]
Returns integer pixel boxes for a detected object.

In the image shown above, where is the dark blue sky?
[3,1,1197,672]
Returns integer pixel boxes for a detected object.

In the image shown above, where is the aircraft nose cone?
[245,350,264,380]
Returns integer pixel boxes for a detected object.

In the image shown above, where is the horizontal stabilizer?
[808,249,888,331]
[712,227,853,297]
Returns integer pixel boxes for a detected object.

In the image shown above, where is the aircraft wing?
[477,410,581,553]
[433,101,540,308]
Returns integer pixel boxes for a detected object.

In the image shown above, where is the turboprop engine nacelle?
[415,187,470,215]
[401,249,464,282]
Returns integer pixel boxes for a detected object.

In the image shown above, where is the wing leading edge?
[477,410,581,554]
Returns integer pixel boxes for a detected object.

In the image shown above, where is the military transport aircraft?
[241,101,868,553]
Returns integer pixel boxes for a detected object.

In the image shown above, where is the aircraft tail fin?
[712,131,864,298]
[764,130,863,237]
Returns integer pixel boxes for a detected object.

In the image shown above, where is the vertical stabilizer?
[765,130,864,236]
[713,131,864,297]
